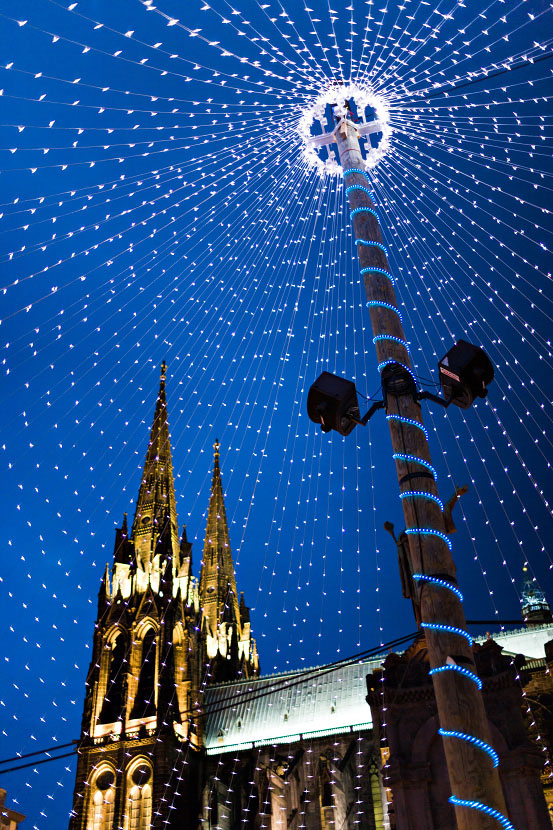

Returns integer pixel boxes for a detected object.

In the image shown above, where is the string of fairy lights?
[1,0,552,824]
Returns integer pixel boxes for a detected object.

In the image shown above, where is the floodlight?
[438,340,494,409]
[307,372,360,436]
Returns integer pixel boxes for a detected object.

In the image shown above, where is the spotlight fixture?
[307,341,494,436]
[307,372,384,436]
[438,340,494,409]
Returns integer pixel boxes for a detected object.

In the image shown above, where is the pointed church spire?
[199,440,240,639]
[204,440,231,553]
[131,362,180,573]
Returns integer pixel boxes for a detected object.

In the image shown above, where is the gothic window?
[87,767,115,830]
[130,628,157,719]
[98,633,126,725]
[124,762,153,830]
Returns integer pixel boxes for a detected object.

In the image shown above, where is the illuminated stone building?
[69,366,553,830]
[69,366,386,830]
[69,365,261,829]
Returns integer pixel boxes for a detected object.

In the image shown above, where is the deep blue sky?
[0,0,552,825]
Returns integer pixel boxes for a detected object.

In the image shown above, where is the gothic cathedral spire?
[199,441,259,682]
[199,439,239,636]
[109,361,192,598]
[131,360,180,574]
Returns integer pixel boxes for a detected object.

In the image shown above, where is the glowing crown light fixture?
[297,82,391,177]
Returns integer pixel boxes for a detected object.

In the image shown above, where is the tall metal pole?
[333,115,512,829]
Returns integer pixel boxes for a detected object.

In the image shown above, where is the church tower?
[69,365,205,830]
[70,364,258,829]
[198,441,259,683]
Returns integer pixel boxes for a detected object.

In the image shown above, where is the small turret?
[239,591,250,625]
[113,513,134,566]
[178,524,193,579]
[97,563,111,613]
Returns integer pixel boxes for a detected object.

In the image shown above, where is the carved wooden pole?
[334,115,512,830]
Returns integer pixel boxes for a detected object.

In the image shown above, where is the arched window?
[98,633,126,725]
[87,767,115,830]
[124,761,153,830]
[130,628,157,719]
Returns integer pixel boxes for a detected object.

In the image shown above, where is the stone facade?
[200,734,383,830]
[366,636,552,830]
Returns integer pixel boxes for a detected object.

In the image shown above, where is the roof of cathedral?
[203,622,553,755]
[203,658,380,754]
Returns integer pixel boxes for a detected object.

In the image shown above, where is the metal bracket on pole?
[347,399,385,426]
[416,390,453,409]
[347,388,452,429]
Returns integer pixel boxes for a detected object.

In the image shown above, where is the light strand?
[392,453,437,479]
[412,573,461,600]
[387,414,427,438]
[429,664,481,689]
[421,623,473,646]
[366,300,403,322]
[405,527,453,551]
[449,796,515,830]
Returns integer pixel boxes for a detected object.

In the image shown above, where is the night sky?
[0,0,552,825]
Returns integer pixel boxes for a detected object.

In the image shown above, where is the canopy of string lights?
[0,0,551,824]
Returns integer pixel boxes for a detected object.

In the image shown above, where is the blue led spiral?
[351,206,380,221]
[343,168,369,178]
[402,491,444,509]
[421,622,473,646]
[356,240,389,256]
[405,527,453,550]
[366,300,403,322]
[377,359,417,384]
[392,453,437,479]
[449,796,515,830]
[345,184,375,199]
[373,334,409,350]
[360,266,395,285]
[430,663,481,688]
[412,572,461,598]
[387,414,428,439]
[439,729,499,768]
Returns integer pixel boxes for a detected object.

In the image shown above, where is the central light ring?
[297,83,391,177]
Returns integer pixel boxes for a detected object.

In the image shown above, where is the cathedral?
[68,364,385,830]
[69,365,553,830]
